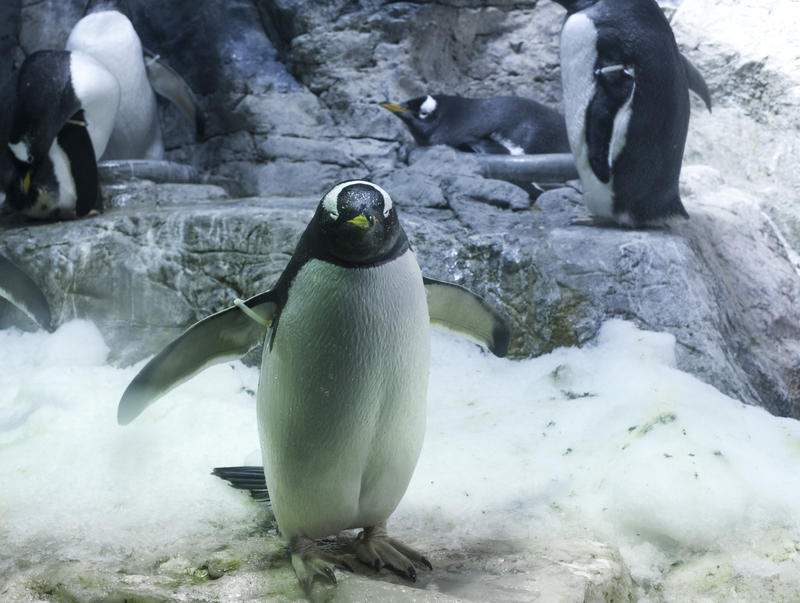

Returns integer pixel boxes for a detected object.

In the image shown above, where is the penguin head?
[313,180,406,265]
[4,152,61,218]
[380,95,443,146]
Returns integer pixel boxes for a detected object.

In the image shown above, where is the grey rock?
[4,162,799,418]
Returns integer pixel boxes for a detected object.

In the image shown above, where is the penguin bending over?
[552,0,712,227]
[381,94,570,155]
[5,9,203,220]
[118,180,510,589]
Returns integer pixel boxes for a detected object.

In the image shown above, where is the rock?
[674,0,800,258]
[4,160,800,417]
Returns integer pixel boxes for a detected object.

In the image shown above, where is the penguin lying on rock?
[381,94,570,155]
[552,0,712,227]
[5,8,203,220]
[118,180,511,590]
[0,255,52,331]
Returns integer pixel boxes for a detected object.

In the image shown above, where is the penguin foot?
[354,523,432,582]
[290,535,352,590]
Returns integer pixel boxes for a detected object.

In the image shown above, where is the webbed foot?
[353,523,432,582]
[290,535,352,590]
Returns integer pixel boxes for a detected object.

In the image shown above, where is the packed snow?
[1,318,800,599]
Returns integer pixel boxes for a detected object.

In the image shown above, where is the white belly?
[258,251,430,539]
[66,11,163,160]
[560,12,614,217]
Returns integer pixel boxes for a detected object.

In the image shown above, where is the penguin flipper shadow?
[681,53,712,112]
[0,255,52,331]
[423,277,510,357]
[143,48,206,140]
[117,290,279,425]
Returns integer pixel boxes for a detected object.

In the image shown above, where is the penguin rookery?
[117,181,511,590]
[552,0,712,227]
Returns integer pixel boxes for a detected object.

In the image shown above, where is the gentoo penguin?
[66,8,203,160]
[0,254,52,331]
[5,50,118,219]
[118,180,510,588]
[381,94,570,155]
[552,0,712,227]
[5,8,203,219]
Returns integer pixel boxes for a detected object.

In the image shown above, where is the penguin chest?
[258,251,430,539]
[560,12,617,217]
[67,11,162,160]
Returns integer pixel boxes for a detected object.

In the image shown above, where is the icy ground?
[2,319,800,601]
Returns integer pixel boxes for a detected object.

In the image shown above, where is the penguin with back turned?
[552,0,712,227]
[117,180,511,589]
[381,94,570,155]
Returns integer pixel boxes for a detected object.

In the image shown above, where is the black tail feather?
[212,466,270,502]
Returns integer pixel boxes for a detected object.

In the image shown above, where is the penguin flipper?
[117,290,279,425]
[681,54,712,112]
[0,255,52,331]
[423,277,510,357]
[58,111,100,217]
[212,466,270,502]
[586,64,635,183]
[143,49,206,140]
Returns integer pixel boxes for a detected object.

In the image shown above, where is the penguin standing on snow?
[117,180,510,589]
[381,94,570,155]
[552,0,712,227]
[5,7,203,220]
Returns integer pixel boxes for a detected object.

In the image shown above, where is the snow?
[1,319,800,599]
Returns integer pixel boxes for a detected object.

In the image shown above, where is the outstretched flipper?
[0,255,52,331]
[682,54,712,112]
[144,49,206,140]
[212,466,270,502]
[117,290,278,425]
[423,277,510,357]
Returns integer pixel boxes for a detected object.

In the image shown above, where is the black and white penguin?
[5,7,203,219]
[0,254,52,331]
[381,94,570,155]
[66,8,202,160]
[6,50,119,219]
[117,180,510,589]
[552,0,712,227]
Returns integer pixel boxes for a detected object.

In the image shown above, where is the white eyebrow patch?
[420,95,437,116]
[9,140,31,164]
[321,180,394,219]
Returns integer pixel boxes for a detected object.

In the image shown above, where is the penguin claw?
[289,535,345,589]
[353,524,432,581]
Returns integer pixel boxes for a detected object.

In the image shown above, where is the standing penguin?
[65,8,202,160]
[118,180,510,589]
[552,0,712,226]
[381,94,569,155]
